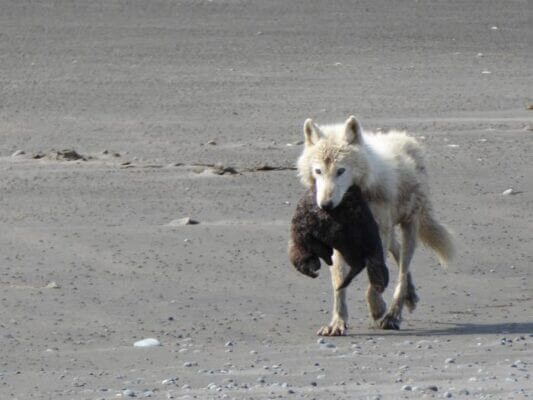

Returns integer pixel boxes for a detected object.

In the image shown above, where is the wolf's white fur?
[297,116,455,335]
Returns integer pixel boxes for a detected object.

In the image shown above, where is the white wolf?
[297,116,455,335]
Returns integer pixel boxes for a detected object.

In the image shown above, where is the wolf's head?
[297,116,369,210]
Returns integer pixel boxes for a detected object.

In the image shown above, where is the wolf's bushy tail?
[417,203,455,268]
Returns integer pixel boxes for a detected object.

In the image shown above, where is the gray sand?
[1,1,532,399]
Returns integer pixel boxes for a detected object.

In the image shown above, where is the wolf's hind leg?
[366,285,387,324]
[404,273,419,312]
[317,250,348,336]
[380,221,417,330]
[388,229,400,266]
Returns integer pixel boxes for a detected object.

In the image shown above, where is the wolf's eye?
[314,168,322,175]
[337,168,346,176]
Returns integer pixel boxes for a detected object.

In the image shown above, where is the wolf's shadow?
[347,321,533,337]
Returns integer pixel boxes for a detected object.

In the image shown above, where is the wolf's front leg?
[317,250,348,336]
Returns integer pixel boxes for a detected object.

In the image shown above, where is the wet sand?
[1,1,532,399]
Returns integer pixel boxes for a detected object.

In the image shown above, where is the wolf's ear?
[303,118,323,147]
[344,115,362,144]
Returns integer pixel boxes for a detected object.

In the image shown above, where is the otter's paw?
[296,257,321,278]
[379,314,401,330]
[317,320,347,336]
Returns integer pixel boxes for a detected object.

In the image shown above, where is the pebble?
[183,362,194,367]
[445,358,455,364]
[426,385,439,392]
[162,378,177,385]
[443,391,453,398]
[458,389,470,395]
[45,281,61,289]
[123,389,136,397]
[224,341,234,347]
[502,188,516,196]
[11,150,25,157]
[134,338,161,348]
[402,384,412,391]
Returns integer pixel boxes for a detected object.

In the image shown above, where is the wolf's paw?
[405,290,419,313]
[317,320,347,336]
[379,314,401,330]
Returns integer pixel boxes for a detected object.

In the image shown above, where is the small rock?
[443,391,453,398]
[206,140,217,145]
[123,389,136,397]
[162,378,176,385]
[46,281,61,289]
[224,341,234,347]
[481,70,491,74]
[458,389,470,395]
[402,385,413,391]
[134,338,161,348]
[445,358,455,364]
[51,149,87,161]
[427,385,439,392]
[167,217,199,226]
[212,164,238,175]
[502,188,516,196]
[11,150,25,157]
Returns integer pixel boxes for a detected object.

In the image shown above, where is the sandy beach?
[1,1,532,399]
